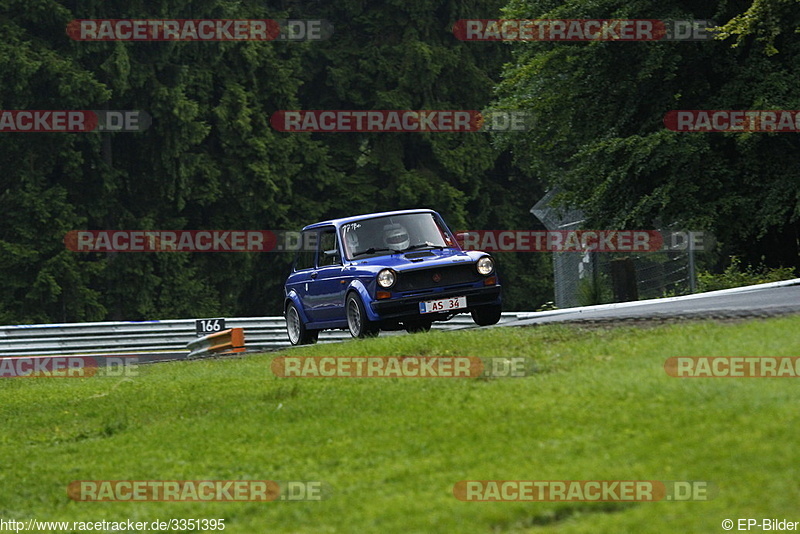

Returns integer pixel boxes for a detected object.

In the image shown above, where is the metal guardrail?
[0,313,529,358]
[187,328,246,359]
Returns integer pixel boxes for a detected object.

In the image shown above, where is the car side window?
[318,228,341,267]
[294,230,317,271]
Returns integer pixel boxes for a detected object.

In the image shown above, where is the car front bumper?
[370,285,501,321]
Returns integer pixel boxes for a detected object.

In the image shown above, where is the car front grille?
[394,264,480,292]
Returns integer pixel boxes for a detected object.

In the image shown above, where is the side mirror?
[323,248,341,265]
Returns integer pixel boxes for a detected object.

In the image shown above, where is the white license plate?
[419,296,467,314]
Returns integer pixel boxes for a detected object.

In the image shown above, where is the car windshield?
[340,213,454,260]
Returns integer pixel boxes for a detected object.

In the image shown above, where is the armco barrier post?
[186,328,245,358]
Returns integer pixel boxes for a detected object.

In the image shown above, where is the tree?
[0,0,555,324]
[494,0,800,273]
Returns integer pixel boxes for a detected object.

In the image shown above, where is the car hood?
[346,248,480,271]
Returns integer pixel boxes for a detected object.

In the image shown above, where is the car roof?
[301,209,439,231]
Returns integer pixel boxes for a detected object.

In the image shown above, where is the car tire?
[471,304,502,326]
[346,293,380,338]
[404,319,433,334]
[286,302,319,345]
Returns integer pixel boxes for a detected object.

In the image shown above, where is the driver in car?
[345,230,361,257]
[383,223,410,251]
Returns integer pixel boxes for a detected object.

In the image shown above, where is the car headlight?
[477,256,494,275]
[377,269,396,288]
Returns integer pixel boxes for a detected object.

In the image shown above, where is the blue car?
[283,209,502,345]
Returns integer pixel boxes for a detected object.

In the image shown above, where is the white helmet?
[383,223,410,251]
[345,230,360,255]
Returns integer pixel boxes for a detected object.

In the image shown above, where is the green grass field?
[1,316,799,533]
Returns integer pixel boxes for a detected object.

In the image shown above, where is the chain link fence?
[532,190,698,308]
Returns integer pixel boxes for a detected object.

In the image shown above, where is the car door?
[307,227,348,322]
[286,230,318,314]
[287,229,319,321]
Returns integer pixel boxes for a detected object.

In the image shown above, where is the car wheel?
[404,319,432,334]
[471,304,502,326]
[346,293,380,338]
[286,303,319,345]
